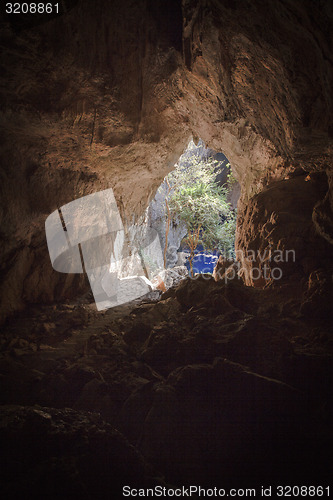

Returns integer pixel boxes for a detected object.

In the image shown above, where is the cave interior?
[0,0,332,498]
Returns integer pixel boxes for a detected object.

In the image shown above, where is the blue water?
[184,253,219,274]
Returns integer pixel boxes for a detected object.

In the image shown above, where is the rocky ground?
[0,273,332,498]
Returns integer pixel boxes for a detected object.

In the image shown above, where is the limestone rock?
[300,269,333,324]
[139,358,330,486]
[236,174,333,286]
[212,256,235,281]
[0,0,332,321]
[0,405,162,499]
[152,265,188,292]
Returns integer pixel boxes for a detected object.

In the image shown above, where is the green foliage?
[163,148,237,273]
[226,163,238,187]
[215,211,237,259]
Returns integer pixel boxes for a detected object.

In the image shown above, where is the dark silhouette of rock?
[0,405,164,500]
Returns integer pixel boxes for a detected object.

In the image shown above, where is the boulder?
[139,359,331,487]
[0,405,163,499]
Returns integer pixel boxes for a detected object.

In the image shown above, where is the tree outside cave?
[156,140,238,277]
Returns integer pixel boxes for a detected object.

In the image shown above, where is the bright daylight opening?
[147,139,240,289]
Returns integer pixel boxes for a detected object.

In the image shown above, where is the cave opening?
[147,139,240,282]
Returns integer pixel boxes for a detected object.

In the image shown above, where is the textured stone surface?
[0,405,163,499]
[236,172,333,286]
[212,255,235,281]
[139,358,325,486]
[1,0,333,320]
[0,275,332,491]
[0,4,332,492]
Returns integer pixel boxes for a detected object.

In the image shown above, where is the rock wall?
[236,172,332,286]
[0,0,332,321]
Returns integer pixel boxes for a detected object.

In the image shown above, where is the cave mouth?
[0,0,332,495]
[147,139,240,279]
[43,138,240,314]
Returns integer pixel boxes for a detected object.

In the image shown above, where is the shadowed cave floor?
[0,275,332,498]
